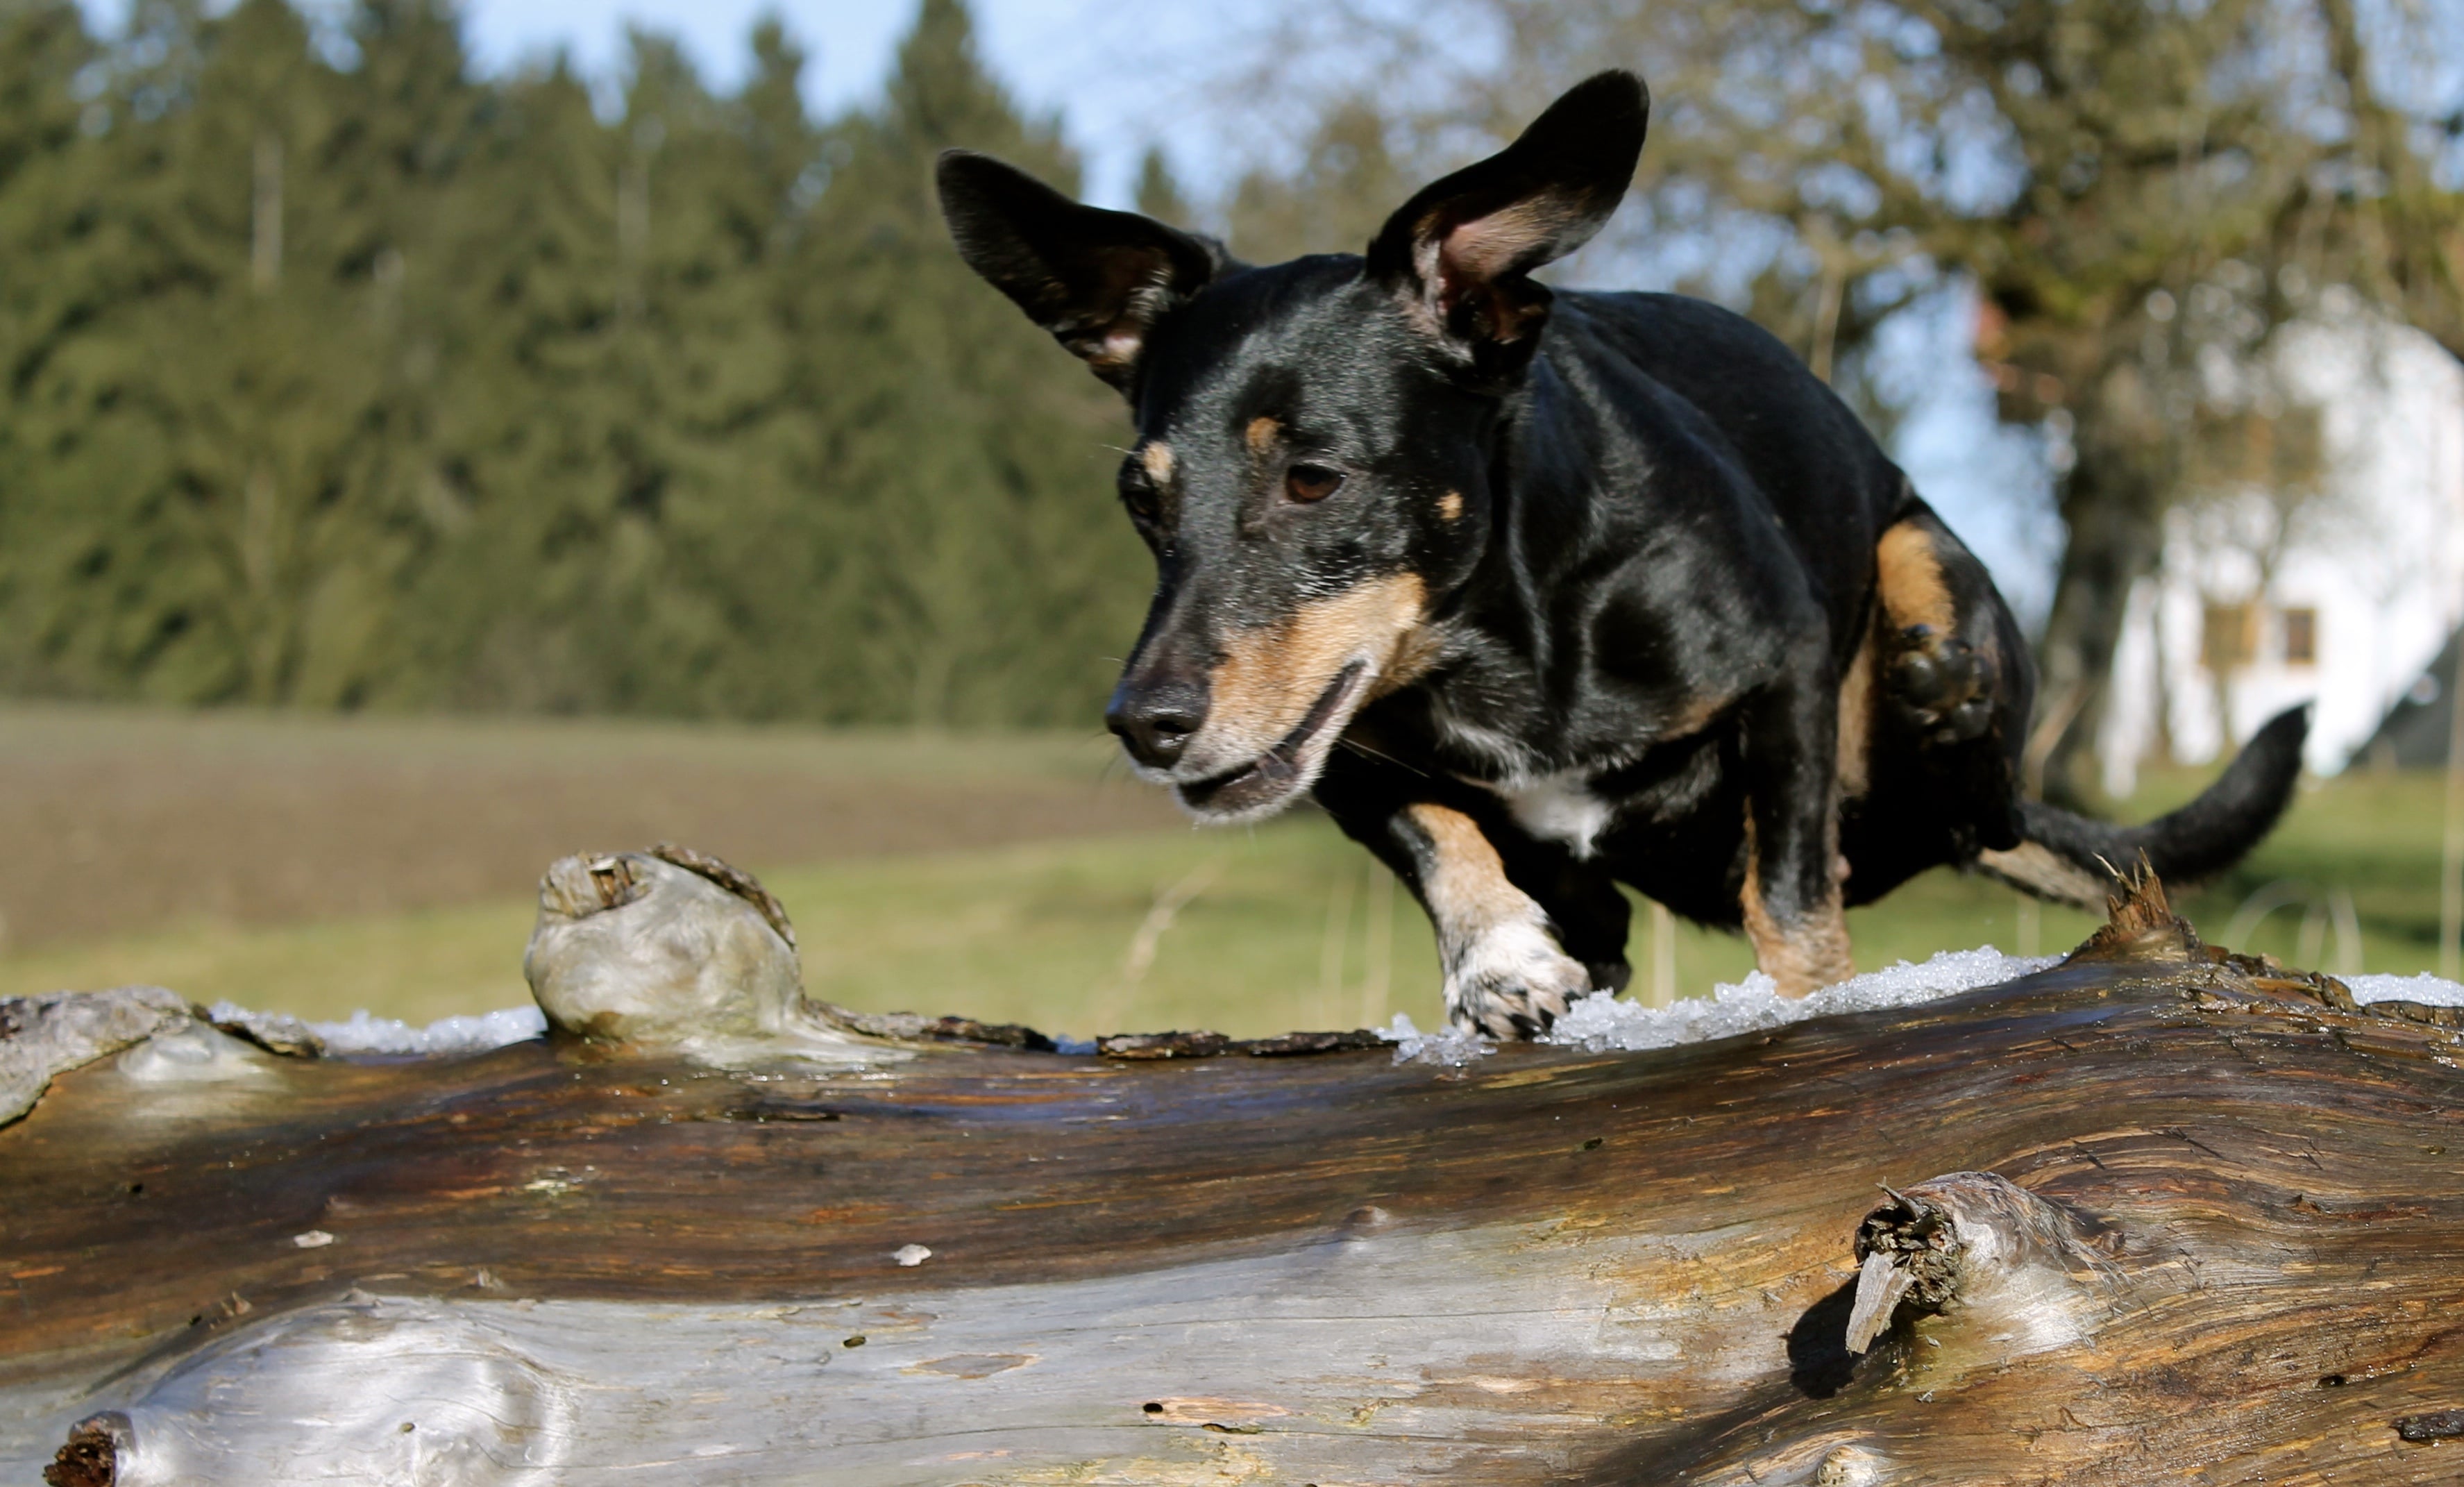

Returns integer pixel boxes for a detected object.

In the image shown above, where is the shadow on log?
[2,854,2462,1484]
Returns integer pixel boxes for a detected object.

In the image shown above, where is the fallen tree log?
[3,854,2462,1485]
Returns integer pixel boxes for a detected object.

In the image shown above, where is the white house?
[2098,314,2464,794]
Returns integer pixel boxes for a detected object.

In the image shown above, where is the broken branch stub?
[522,848,882,1065]
[1844,1170,2127,1359]
[41,1412,125,1487]
[2072,858,2199,964]
[1844,1186,1959,1354]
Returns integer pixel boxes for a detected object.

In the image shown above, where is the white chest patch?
[1488,771,1618,859]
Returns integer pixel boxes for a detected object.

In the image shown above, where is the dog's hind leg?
[1876,498,2033,851]
[1877,506,2013,748]
[1738,637,1855,998]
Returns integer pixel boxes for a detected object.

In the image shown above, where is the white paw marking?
[1444,915,1593,1039]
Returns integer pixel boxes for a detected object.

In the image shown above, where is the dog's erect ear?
[938,150,1231,392]
[1366,71,1647,371]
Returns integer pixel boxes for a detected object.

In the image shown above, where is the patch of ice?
[305,1005,548,1057]
[1544,946,2063,1055]
[1382,1013,1496,1067]
[2341,972,2464,1007]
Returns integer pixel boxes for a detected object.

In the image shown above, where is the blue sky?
[459,0,1197,204]
[78,0,1242,208]
[456,0,929,108]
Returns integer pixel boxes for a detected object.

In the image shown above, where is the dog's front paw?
[1886,624,1996,745]
[1444,918,1594,1039]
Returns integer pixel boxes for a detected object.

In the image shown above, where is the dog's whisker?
[1338,736,1428,778]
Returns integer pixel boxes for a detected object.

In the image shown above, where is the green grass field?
[0,706,2447,1039]
[0,814,2113,1039]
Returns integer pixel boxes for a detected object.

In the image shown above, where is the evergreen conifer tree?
[1132,144,1188,226]
[784,0,1140,727]
[0,0,1156,728]
[1226,101,1404,262]
[0,0,101,692]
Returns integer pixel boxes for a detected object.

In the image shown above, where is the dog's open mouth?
[1176,661,1368,818]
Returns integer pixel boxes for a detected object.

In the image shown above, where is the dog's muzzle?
[1170,660,1369,820]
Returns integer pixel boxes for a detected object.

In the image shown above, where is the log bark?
[3,859,2462,1485]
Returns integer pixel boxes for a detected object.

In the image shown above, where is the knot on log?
[42,1412,126,1487]
[1814,1443,1887,1486]
[525,846,888,1067]
[1844,1171,2127,1358]
[44,1295,575,1484]
[1848,1186,1963,1348]
[1846,1188,1961,1353]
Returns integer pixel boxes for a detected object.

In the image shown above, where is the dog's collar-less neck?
[1447,365,1568,664]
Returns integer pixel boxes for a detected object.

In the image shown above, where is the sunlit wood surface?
[4,890,2461,1484]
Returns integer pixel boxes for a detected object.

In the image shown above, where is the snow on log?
[2,855,2463,1484]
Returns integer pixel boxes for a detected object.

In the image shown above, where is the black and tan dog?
[937,70,2306,1036]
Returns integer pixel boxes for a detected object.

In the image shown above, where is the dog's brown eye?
[1285,464,1344,503]
[1118,476,1160,525]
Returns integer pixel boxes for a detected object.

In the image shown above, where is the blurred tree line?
[5,0,2460,781]
[0,0,1147,725]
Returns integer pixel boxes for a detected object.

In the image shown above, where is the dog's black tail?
[1977,704,2311,909]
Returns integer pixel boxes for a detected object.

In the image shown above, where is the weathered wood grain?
[3,881,2461,1484]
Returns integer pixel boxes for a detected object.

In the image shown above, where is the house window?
[2202,604,2255,671]
[2281,607,2318,666]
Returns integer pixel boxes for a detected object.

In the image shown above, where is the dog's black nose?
[1108,682,1207,769]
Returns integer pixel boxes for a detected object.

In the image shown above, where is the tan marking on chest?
[1877,521,1957,635]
